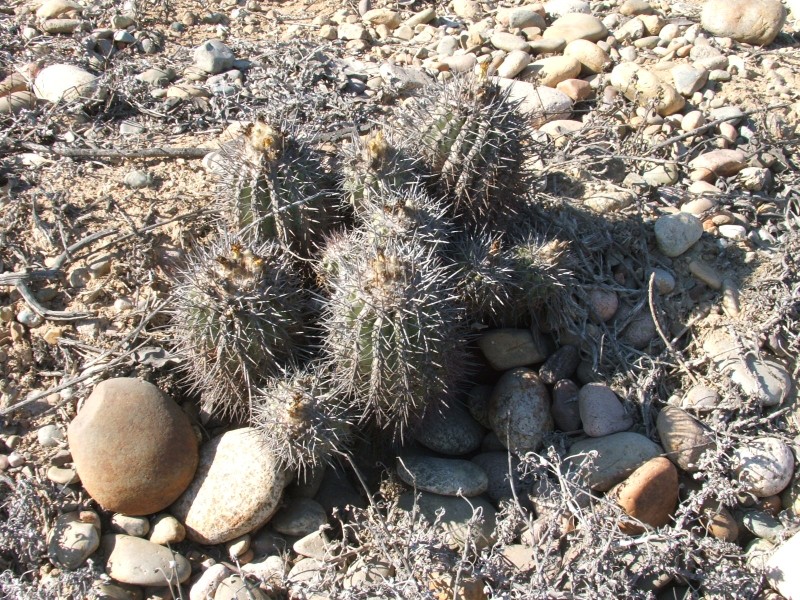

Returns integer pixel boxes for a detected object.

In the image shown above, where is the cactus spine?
[321,235,465,440]
[253,368,352,477]
[216,120,335,256]
[390,71,529,225]
[172,236,307,419]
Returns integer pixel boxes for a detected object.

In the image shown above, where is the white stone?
[766,531,800,600]
[733,437,795,497]
[33,64,103,103]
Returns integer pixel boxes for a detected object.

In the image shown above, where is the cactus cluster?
[169,72,567,472]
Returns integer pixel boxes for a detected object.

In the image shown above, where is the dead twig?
[15,280,91,321]
[0,139,210,160]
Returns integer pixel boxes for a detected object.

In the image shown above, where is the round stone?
[703,506,739,542]
[539,345,580,385]
[110,514,150,538]
[67,378,198,516]
[397,491,496,550]
[478,328,548,371]
[33,63,105,103]
[47,512,100,569]
[396,455,488,497]
[103,534,191,587]
[193,39,235,74]
[489,368,554,454]
[414,402,484,456]
[654,213,703,257]
[701,0,786,45]
[610,63,685,116]
[526,55,582,88]
[733,437,794,497]
[578,383,633,437]
[766,531,800,599]
[215,575,268,600]
[149,514,185,545]
[656,407,716,473]
[270,498,327,537]
[563,39,609,74]
[171,428,290,544]
[681,385,720,412]
[610,457,679,534]
[565,432,663,491]
[190,564,231,600]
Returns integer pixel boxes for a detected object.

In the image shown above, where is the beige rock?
[36,0,83,18]
[610,62,685,116]
[33,63,103,103]
[0,92,36,115]
[525,55,581,87]
[543,13,608,43]
[688,149,746,177]
[361,8,400,28]
[556,78,592,101]
[701,0,786,45]
[103,534,191,587]
[563,39,610,74]
[495,79,573,125]
[656,407,716,473]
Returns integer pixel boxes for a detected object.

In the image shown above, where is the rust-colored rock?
[68,378,198,516]
[610,457,679,534]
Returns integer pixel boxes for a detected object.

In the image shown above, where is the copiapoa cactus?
[216,120,336,256]
[171,235,307,420]
[252,367,352,478]
[320,233,466,440]
[389,70,531,226]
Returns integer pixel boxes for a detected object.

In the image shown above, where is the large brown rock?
[68,378,198,516]
[610,457,679,534]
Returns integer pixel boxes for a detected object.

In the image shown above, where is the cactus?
[340,129,418,214]
[216,120,336,256]
[389,71,530,225]
[321,234,466,440]
[171,235,307,419]
[253,367,352,477]
[509,234,573,322]
[448,230,518,326]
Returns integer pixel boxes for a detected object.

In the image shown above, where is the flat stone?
[68,378,198,516]
[270,498,327,537]
[730,357,792,407]
[338,23,369,41]
[37,0,83,18]
[190,564,230,600]
[701,0,786,45]
[441,54,478,73]
[103,534,191,587]
[556,78,592,101]
[414,401,484,456]
[193,39,235,74]
[689,149,747,177]
[478,328,548,370]
[565,432,663,491]
[48,512,100,569]
[610,457,679,534]
[453,0,481,20]
[379,63,433,93]
[396,455,488,497]
[578,383,632,437]
[654,213,703,257]
[499,7,546,29]
[528,38,567,54]
[688,260,722,290]
[171,428,290,544]
[41,18,82,34]
[589,288,619,321]
[240,555,285,583]
[33,63,103,103]
[135,68,176,86]
[656,407,716,473]
[489,368,554,454]
[397,491,496,550]
[490,32,530,52]
[466,384,493,429]
[293,529,330,560]
[733,437,794,497]
[742,510,785,543]
[544,13,608,43]
[766,531,800,599]
[361,8,400,28]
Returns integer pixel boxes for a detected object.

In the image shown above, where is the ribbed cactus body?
[217,121,335,256]
[172,236,307,419]
[341,130,418,214]
[321,236,464,440]
[390,74,529,225]
[449,231,518,326]
[253,368,352,476]
[509,235,571,318]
